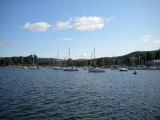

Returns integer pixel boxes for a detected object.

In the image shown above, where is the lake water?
[0,67,160,120]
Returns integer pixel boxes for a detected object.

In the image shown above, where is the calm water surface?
[0,67,160,120]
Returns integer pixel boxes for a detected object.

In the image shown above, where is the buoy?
[133,71,137,74]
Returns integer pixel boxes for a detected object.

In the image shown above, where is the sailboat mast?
[57,50,59,59]
[94,48,95,59]
[22,57,23,66]
[94,48,96,66]
[52,58,54,66]
[90,51,92,66]
[69,48,70,59]
[49,58,50,66]
[33,54,34,66]
[139,52,140,65]
[56,50,59,66]
[144,52,146,65]
[68,48,70,66]
[153,51,155,66]
[113,55,114,65]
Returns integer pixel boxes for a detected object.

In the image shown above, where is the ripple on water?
[0,68,160,120]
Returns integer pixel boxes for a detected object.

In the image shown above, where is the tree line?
[0,55,39,66]
[0,50,160,67]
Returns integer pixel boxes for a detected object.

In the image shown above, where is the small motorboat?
[133,71,137,74]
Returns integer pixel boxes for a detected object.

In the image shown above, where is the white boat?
[88,48,105,72]
[30,66,38,69]
[19,66,28,69]
[23,66,28,69]
[88,67,105,72]
[30,54,38,69]
[64,48,79,72]
[22,66,28,69]
[52,52,64,70]
[64,67,78,71]
[53,50,63,70]
[119,67,128,71]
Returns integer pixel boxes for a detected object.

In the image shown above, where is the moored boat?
[88,67,105,72]
[88,48,105,73]
[64,67,78,71]
[133,71,137,74]
[119,67,128,71]
[64,48,79,72]
[30,66,38,69]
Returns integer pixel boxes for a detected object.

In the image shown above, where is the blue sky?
[0,0,160,59]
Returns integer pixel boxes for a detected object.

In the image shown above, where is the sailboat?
[64,48,79,71]
[64,66,78,71]
[30,54,37,69]
[110,56,119,70]
[88,48,105,72]
[64,48,78,71]
[53,50,64,70]
[19,57,28,69]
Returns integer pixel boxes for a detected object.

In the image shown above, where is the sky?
[0,0,160,59]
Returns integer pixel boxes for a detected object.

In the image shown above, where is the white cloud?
[74,16,104,31]
[142,35,151,42]
[60,38,73,41]
[54,19,73,30]
[53,16,113,31]
[0,41,7,47]
[23,22,51,32]
[154,40,160,44]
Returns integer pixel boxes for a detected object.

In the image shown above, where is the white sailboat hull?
[119,68,128,71]
[88,68,105,72]
[64,67,79,71]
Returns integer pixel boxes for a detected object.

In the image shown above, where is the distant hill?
[0,49,159,66]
